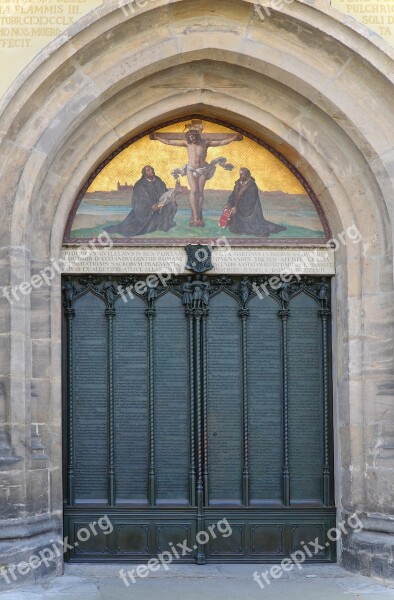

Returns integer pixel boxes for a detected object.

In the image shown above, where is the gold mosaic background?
[88,120,306,194]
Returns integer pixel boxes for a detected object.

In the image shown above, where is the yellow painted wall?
[0,0,101,97]
[0,0,393,102]
[332,0,394,47]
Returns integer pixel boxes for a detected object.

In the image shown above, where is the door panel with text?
[63,275,335,562]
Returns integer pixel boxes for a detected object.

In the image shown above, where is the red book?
[218,208,232,228]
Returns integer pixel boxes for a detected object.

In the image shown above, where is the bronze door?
[63,275,335,562]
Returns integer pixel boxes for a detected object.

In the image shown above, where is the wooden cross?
[149,120,243,142]
[150,132,241,141]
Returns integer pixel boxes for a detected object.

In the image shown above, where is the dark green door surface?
[62,275,335,562]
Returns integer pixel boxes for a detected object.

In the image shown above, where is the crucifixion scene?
[150,120,242,226]
[66,118,328,245]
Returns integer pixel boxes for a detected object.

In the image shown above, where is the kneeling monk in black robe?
[106,166,177,237]
[227,168,286,236]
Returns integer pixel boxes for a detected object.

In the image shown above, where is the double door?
[63,274,335,562]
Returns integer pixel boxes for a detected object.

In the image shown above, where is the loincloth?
[172,157,234,182]
[186,164,210,178]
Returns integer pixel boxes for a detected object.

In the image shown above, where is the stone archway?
[0,0,393,583]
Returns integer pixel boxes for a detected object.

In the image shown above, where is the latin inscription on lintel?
[60,247,335,275]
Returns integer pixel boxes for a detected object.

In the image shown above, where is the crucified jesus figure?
[150,125,243,226]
